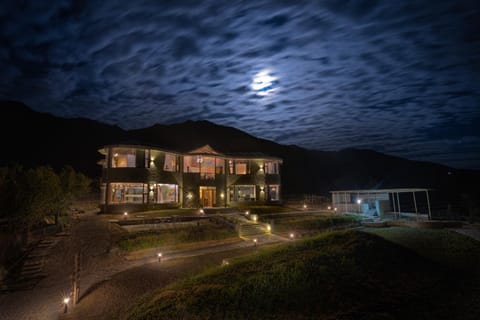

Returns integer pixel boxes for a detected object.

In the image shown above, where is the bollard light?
[289,233,295,239]
[328,206,331,210]
[245,210,250,215]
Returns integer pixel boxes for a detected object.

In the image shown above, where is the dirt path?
[0,211,126,320]
[60,247,256,320]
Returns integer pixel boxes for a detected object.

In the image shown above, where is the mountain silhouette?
[1,100,478,210]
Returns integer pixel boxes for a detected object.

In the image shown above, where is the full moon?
[251,69,277,96]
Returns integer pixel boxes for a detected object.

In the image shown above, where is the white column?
[426,190,432,220]
[413,192,418,221]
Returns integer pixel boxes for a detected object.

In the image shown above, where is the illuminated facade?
[98,144,282,213]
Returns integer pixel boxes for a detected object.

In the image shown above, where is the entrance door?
[200,186,216,207]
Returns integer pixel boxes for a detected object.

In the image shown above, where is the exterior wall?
[99,145,282,213]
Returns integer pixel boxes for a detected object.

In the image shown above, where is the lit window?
[234,185,256,201]
[164,153,177,172]
[268,185,280,201]
[215,158,225,174]
[200,157,215,179]
[110,183,145,203]
[111,148,136,168]
[156,184,178,203]
[265,161,279,174]
[234,160,249,174]
[183,156,200,173]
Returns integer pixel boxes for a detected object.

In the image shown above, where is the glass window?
[234,185,256,201]
[156,184,178,203]
[110,183,145,203]
[111,148,136,168]
[234,160,249,174]
[200,157,215,179]
[268,185,280,201]
[164,153,177,172]
[265,161,279,174]
[183,156,200,173]
[215,158,225,174]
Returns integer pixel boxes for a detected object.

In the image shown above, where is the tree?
[60,166,92,201]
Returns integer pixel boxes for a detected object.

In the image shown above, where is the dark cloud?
[0,0,479,169]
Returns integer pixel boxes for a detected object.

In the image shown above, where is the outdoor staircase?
[238,223,269,239]
[2,236,59,292]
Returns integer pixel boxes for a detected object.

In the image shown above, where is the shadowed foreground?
[127,230,480,320]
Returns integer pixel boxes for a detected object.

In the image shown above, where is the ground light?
[267,224,271,232]
[303,204,307,209]
[252,215,257,222]
[245,210,250,215]
[124,212,128,219]
[328,206,331,210]
[334,207,337,212]
[63,297,70,313]
[253,238,258,246]
[289,233,295,239]
[158,252,162,262]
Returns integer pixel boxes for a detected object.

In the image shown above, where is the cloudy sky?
[1,0,479,169]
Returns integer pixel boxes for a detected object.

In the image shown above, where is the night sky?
[1,1,479,169]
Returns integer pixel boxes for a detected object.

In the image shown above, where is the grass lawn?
[118,223,237,252]
[129,208,199,218]
[125,229,480,320]
[364,226,480,271]
[270,213,360,234]
[235,205,294,215]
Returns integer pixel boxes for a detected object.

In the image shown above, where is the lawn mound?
[126,230,473,320]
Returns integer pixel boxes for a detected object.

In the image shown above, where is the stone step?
[239,223,269,238]
[22,260,42,267]
[22,264,43,272]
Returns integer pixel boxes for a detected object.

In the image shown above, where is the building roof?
[330,188,430,194]
[98,144,282,161]
[187,144,225,156]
